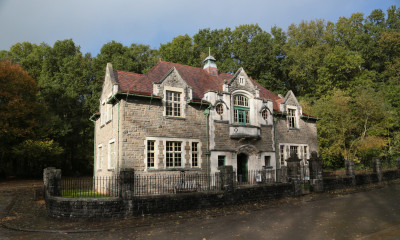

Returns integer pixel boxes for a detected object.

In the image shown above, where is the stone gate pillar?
[219,165,234,194]
[119,168,135,217]
[345,159,356,185]
[43,167,61,197]
[286,151,301,181]
[372,157,382,182]
[307,152,323,192]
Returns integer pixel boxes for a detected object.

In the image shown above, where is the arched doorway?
[237,153,248,182]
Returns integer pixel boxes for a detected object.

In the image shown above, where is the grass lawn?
[61,190,115,198]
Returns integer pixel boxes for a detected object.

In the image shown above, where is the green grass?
[61,190,114,198]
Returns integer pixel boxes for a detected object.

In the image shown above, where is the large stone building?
[91,56,318,181]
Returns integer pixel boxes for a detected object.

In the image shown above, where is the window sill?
[289,128,300,131]
[214,120,229,124]
[100,124,105,128]
[166,116,186,120]
[106,120,112,124]
[107,169,115,172]
[147,168,202,172]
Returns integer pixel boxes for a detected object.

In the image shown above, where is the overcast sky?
[0,0,398,56]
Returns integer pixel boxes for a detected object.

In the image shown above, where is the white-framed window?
[239,76,245,85]
[192,142,199,167]
[106,103,112,122]
[166,91,181,117]
[108,139,116,170]
[290,145,299,159]
[288,108,297,128]
[97,144,103,170]
[303,146,308,163]
[147,140,155,168]
[166,141,182,168]
[234,95,249,125]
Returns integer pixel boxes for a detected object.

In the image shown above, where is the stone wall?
[120,98,208,171]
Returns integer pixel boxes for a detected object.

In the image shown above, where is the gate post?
[372,157,382,182]
[43,167,61,197]
[219,165,234,194]
[308,152,323,192]
[119,168,135,217]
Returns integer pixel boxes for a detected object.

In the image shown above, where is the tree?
[159,35,200,67]
[0,60,62,177]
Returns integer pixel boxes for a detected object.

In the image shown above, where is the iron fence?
[234,169,275,186]
[133,172,221,196]
[61,176,118,198]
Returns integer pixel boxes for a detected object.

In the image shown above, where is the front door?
[237,153,248,182]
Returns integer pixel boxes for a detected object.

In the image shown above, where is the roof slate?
[113,61,282,110]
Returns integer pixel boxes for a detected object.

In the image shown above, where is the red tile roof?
[114,61,283,110]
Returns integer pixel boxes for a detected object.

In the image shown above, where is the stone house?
[91,55,319,181]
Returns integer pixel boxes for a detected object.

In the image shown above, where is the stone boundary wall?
[46,196,123,219]
[133,183,293,215]
[44,163,400,219]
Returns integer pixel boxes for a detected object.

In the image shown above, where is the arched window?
[234,95,249,125]
[261,109,268,121]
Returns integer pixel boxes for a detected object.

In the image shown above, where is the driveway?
[1,180,400,240]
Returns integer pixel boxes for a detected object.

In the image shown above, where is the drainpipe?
[273,116,278,182]
[89,118,96,178]
[203,106,211,190]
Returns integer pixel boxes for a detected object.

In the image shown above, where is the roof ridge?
[114,69,142,76]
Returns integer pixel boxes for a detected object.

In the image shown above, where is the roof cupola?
[203,48,218,76]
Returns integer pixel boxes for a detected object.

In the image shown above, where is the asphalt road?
[1,182,400,240]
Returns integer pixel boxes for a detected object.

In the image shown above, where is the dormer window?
[234,95,249,125]
[239,77,245,86]
[288,108,297,128]
[166,91,181,117]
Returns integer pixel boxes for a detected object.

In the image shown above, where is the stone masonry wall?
[120,97,208,171]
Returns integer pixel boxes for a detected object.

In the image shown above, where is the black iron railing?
[133,172,221,196]
[61,176,118,198]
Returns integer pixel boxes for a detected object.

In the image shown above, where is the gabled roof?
[113,60,282,110]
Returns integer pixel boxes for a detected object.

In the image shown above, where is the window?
[288,108,296,128]
[261,109,268,121]
[264,156,271,167]
[216,104,224,115]
[290,146,299,159]
[239,77,245,85]
[166,91,181,117]
[218,155,225,167]
[192,142,199,167]
[108,140,116,170]
[303,146,308,163]
[97,145,103,170]
[280,145,285,166]
[166,141,182,168]
[147,141,155,168]
[234,95,249,125]
[106,103,112,122]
